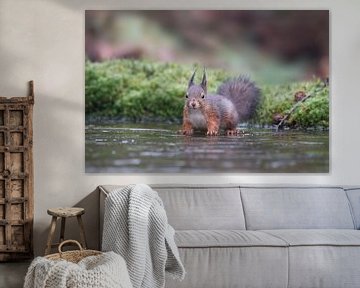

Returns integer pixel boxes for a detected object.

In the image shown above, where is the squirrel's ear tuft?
[188,69,196,88]
[201,68,207,93]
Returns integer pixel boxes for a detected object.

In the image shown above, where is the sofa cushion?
[262,229,360,246]
[153,185,246,230]
[241,187,355,230]
[261,230,360,288]
[287,246,360,288]
[100,184,246,230]
[165,246,288,288]
[175,230,287,248]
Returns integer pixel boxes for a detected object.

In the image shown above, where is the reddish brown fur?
[223,112,236,129]
[182,106,194,135]
[222,111,237,135]
[202,103,220,135]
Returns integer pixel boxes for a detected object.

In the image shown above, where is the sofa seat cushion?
[166,246,289,288]
[262,229,360,246]
[259,230,360,288]
[175,230,288,248]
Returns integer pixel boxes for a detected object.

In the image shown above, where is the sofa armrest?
[99,186,109,250]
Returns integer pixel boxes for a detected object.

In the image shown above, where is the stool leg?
[45,216,57,255]
[60,217,66,243]
[77,215,87,249]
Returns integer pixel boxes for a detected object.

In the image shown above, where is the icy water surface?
[85,123,329,173]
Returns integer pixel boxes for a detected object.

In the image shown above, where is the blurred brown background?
[85,10,329,84]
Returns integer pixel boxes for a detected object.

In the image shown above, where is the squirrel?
[181,69,260,136]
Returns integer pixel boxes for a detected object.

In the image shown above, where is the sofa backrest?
[153,185,246,230]
[345,188,360,229]
[100,185,358,232]
[240,186,355,230]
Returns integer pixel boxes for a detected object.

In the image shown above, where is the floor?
[0,261,30,288]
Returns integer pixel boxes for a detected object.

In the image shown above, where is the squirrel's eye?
[185,93,189,98]
[201,93,205,99]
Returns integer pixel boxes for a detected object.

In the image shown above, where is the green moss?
[85,59,229,122]
[253,79,329,128]
[85,59,329,128]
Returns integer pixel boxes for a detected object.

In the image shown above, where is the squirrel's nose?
[191,102,196,108]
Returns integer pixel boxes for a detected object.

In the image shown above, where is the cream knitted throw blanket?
[102,184,185,288]
[24,251,133,288]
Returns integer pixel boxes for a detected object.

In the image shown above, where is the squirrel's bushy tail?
[217,76,260,121]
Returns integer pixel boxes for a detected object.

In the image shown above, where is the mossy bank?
[86,59,329,129]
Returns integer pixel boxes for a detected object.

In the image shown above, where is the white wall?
[0,0,359,256]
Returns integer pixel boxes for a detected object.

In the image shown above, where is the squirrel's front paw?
[181,129,193,136]
[226,129,239,136]
[226,129,245,136]
[206,130,219,136]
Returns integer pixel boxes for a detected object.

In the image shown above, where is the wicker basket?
[45,240,102,263]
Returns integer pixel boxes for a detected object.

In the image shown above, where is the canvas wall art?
[85,10,329,173]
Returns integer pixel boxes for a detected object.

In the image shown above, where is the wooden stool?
[45,207,87,255]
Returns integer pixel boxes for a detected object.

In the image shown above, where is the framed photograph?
[85,10,329,173]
